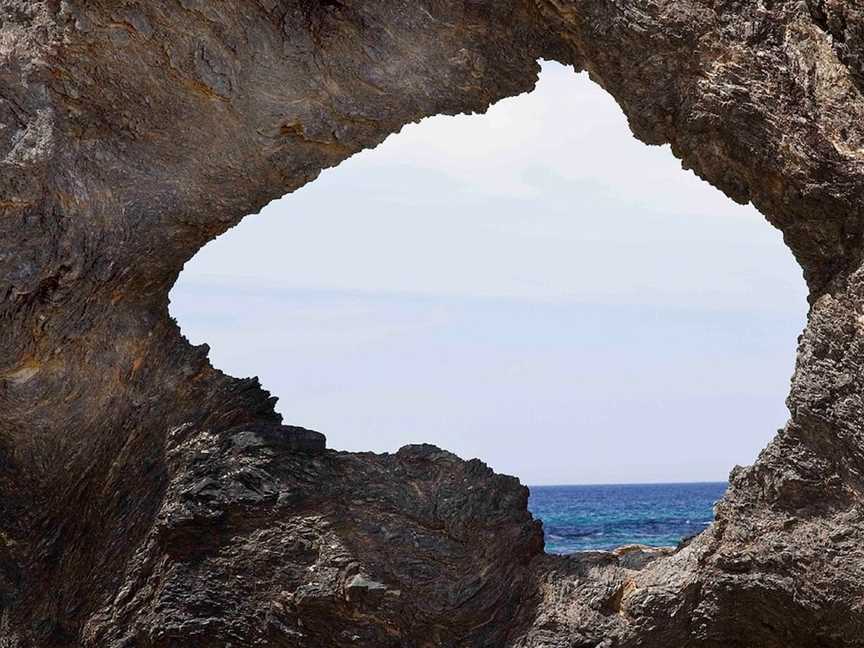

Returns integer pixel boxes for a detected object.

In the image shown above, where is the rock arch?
[1,1,863,646]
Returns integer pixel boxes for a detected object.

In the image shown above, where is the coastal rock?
[612,544,675,571]
[2,0,864,646]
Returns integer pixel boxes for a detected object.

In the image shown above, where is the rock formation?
[2,0,864,646]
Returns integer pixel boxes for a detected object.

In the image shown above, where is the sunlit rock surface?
[2,1,864,646]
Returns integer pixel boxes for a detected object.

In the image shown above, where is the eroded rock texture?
[1,0,863,646]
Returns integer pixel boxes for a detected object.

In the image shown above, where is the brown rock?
[2,1,864,646]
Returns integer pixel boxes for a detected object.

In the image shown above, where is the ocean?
[528,482,727,553]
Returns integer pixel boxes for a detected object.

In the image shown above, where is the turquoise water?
[528,482,727,553]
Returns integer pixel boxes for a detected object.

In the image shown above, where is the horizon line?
[528,480,728,488]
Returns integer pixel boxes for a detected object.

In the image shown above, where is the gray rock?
[612,544,675,571]
[0,1,863,646]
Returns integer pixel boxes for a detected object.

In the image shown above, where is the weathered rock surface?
[2,0,864,646]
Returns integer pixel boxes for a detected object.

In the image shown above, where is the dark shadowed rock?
[2,0,864,646]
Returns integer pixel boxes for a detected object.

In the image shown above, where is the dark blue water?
[528,482,727,553]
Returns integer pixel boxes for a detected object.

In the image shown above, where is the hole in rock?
[170,61,807,552]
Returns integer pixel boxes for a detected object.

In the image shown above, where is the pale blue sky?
[171,61,807,485]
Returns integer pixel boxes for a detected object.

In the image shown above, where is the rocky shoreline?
[3,0,864,645]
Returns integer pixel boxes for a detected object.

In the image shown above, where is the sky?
[170,61,808,486]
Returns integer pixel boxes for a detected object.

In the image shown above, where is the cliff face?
[1,1,864,646]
